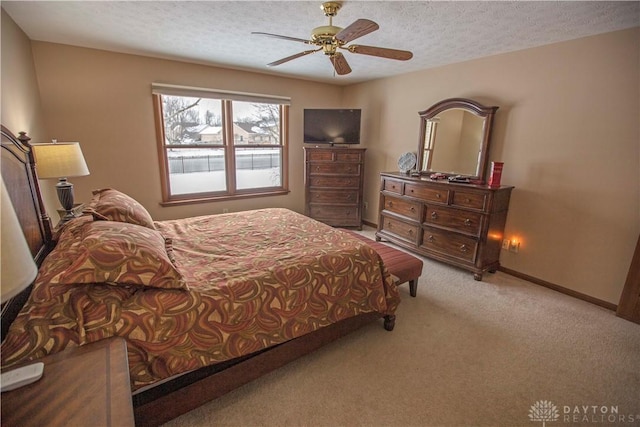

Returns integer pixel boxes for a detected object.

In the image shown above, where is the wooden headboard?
[1,125,54,339]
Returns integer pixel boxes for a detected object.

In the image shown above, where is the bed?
[0,126,400,425]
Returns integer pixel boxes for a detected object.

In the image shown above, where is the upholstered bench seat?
[342,230,423,297]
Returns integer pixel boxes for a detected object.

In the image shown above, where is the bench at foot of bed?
[341,230,424,297]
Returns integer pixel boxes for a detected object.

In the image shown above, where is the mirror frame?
[416,98,498,182]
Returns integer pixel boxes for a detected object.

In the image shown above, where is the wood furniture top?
[304,146,366,229]
[1,337,134,427]
[376,172,513,280]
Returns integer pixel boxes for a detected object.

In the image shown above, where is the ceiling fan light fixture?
[311,25,343,40]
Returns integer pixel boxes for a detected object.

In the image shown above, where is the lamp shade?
[1,179,38,303]
[32,142,90,179]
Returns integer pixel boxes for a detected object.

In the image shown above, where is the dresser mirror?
[417,98,498,182]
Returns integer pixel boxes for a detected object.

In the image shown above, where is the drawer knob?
[316,166,320,171]
[408,229,413,235]
[464,218,472,226]
[466,198,471,203]
[388,201,393,207]
[431,212,438,220]
[436,193,441,198]
[427,235,435,242]
[460,244,468,253]
[410,207,415,212]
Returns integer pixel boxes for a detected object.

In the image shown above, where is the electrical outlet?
[509,241,520,253]
[363,201,368,211]
[502,239,510,250]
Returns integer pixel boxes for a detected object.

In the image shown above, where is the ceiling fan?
[252,1,413,76]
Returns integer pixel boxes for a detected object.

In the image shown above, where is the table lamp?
[1,179,44,392]
[32,141,90,223]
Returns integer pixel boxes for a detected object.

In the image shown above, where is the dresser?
[304,147,365,229]
[376,172,513,280]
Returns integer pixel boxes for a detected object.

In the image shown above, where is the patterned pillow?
[46,220,187,290]
[84,188,155,230]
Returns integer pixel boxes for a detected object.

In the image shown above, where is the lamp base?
[55,178,76,223]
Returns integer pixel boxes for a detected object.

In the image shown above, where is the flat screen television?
[303,109,361,145]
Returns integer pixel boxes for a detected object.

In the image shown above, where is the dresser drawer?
[309,190,359,204]
[309,163,361,175]
[380,216,420,244]
[382,195,421,221]
[424,206,483,236]
[309,205,360,221]
[309,176,360,188]
[405,183,449,204]
[383,179,403,194]
[306,151,334,161]
[305,147,365,229]
[335,151,363,162]
[421,227,477,263]
[452,190,487,211]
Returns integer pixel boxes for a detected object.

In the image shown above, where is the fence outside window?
[168,150,281,174]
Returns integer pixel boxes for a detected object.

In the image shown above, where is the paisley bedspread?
[1,208,399,391]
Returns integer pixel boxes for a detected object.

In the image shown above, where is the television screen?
[303,109,361,144]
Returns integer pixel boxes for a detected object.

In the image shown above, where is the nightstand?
[1,337,134,427]
[56,203,85,220]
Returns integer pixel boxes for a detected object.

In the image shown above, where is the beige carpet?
[163,227,640,427]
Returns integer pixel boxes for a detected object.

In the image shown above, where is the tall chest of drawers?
[304,147,365,229]
[376,172,513,280]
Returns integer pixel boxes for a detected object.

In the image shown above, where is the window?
[152,84,290,204]
[421,118,439,172]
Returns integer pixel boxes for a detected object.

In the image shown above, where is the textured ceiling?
[3,1,639,85]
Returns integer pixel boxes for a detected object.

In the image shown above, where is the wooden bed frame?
[1,126,395,426]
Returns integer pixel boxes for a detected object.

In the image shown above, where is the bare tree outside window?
[162,97,201,144]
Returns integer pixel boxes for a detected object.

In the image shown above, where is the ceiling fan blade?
[330,52,352,75]
[335,19,379,44]
[336,19,380,43]
[267,49,321,67]
[251,32,312,44]
[347,44,413,61]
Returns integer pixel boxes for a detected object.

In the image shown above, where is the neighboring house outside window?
[152,84,290,204]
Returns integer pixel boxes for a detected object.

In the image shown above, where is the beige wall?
[344,27,640,304]
[0,10,58,211]
[0,9,46,143]
[29,42,344,221]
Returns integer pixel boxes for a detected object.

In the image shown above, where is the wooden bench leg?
[409,280,417,297]
[383,315,396,331]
